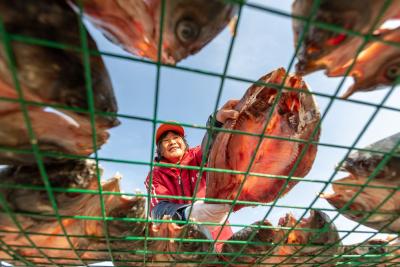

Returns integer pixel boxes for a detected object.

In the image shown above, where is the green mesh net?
[0,0,400,266]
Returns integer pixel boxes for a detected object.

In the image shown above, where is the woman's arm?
[201,99,239,155]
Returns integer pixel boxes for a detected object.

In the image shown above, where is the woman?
[144,100,239,251]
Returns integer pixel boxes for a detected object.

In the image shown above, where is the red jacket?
[144,145,232,252]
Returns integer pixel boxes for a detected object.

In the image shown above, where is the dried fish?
[220,220,281,265]
[71,0,238,64]
[219,211,340,266]
[0,160,214,266]
[0,0,119,164]
[0,107,110,164]
[292,0,400,98]
[206,68,320,210]
[0,0,119,124]
[276,210,341,266]
[340,238,400,266]
[0,160,146,266]
[322,133,400,233]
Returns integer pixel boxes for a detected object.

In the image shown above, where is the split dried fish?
[206,68,320,210]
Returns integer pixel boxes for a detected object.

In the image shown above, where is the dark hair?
[155,130,189,162]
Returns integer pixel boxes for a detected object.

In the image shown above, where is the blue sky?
[86,0,400,246]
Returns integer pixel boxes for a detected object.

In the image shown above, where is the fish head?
[322,176,396,225]
[302,210,340,245]
[150,216,213,263]
[153,0,238,64]
[293,0,363,73]
[340,131,400,181]
[351,239,388,256]
[278,211,340,261]
[107,194,146,237]
[339,28,400,98]
[2,0,120,128]
[221,220,280,263]
[175,223,215,262]
[279,211,337,244]
[292,0,376,74]
[235,68,320,136]
[339,151,383,178]
[278,213,306,245]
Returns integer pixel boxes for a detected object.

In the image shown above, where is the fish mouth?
[245,70,307,125]
[278,213,296,228]
[320,192,346,205]
[322,192,367,219]
[278,213,307,245]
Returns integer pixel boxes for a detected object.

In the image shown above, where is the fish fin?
[341,84,357,99]
[228,15,238,36]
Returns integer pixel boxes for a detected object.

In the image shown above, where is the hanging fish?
[276,210,341,266]
[320,27,400,99]
[0,160,214,266]
[340,132,400,180]
[292,0,400,98]
[0,0,119,124]
[0,107,110,164]
[321,133,400,233]
[220,220,282,265]
[147,216,216,266]
[0,0,119,164]
[69,0,238,64]
[0,160,147,266]
[219,211,340,266]
[340,238,400,266]
[206,68,320,210]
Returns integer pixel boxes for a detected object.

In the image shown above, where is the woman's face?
[159,131,186,163]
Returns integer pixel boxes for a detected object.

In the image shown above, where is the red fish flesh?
[206,68,320,209]
[70,0,238,64]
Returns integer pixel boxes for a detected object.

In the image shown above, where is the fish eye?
[175,19,200,44]
[385,63,400,81]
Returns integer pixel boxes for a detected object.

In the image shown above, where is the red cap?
[155,122,185,143]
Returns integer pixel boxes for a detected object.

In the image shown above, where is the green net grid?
[0,0,399,266]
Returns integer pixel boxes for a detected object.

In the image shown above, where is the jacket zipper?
[178,169,185,200]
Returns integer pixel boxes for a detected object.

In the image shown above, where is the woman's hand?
[216,99,239,124]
